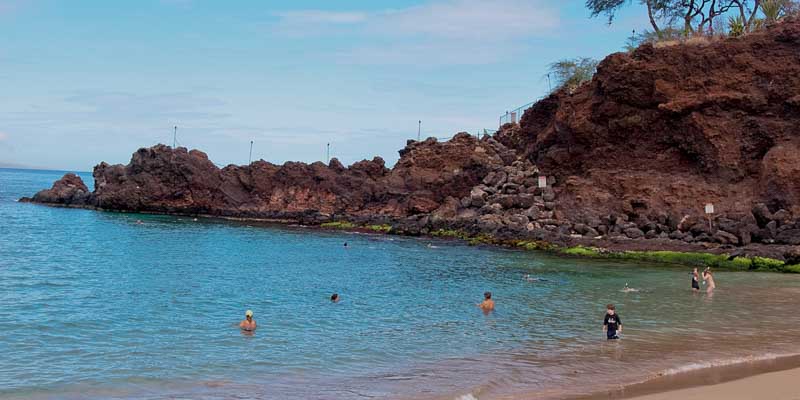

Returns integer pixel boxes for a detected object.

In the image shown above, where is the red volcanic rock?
[28,133,507,223]
[497,18,800,221]
[22,173,89,206]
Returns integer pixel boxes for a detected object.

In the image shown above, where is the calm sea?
[2,168,800,400]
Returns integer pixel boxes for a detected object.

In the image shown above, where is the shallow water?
[2,168,800,400]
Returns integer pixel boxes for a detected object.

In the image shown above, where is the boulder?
[524,206,540,220]
[772,209,793,225]
[541,188,556,202]
[776,229,800,245]
[713,230,739,245]
[784,247,800,265]
[470,187,488,207]
[624,227,645,239]
[29,173,90,206]
[752,203,773,228]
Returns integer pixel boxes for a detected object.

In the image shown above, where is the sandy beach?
[628,367,800,400]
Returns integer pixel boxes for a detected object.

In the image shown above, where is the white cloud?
[273,10,368,25]
[372,0,559,40]
[272,0,558,39]
[271,0,559,65]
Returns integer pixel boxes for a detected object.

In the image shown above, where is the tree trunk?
[747,0,762,31]
[646,0,663,36]
[685,0,697,34]
[708,0,717,34]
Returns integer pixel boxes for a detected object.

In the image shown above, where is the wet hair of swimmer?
[331,293,339,301]
[484,292,492,300]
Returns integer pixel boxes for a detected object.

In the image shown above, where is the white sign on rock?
[705,203,714,214]
[538,176,547,188]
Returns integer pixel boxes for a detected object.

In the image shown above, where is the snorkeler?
[331,293,340,303]
[239,310,257,332]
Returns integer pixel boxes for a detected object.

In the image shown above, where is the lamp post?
[249,140,254,164]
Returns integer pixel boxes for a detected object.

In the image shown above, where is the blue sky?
[0,0,649,171]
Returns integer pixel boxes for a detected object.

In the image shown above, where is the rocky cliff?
[23,133,514,225]
[498,19,800,231]
[23,19,800,261]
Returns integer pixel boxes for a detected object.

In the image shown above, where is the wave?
[657,351,800,377]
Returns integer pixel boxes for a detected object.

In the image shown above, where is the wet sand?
[576,354,800,400]
[626,367,800,400]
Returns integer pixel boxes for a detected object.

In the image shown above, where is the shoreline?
[570,353,800,400]
[19,200,798,273]
[618,359,800,400]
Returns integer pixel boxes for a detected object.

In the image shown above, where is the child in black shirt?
[603,304,622,340]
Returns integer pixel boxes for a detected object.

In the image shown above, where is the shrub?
[728,15,746,37]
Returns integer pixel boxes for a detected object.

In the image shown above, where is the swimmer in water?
[331,293,340,303]
[691,268,700,292]
[702,267,716,293]
[524,274,549,282]
[343,242,348,248]
[621,283,639,293]
[477,292,495,311]
[239,310,257,332]
[135,220,143,225]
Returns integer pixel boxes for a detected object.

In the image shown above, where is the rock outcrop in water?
[22,19,800,261]
[23,133,510,225]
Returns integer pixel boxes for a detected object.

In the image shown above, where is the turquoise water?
[2,168,800,400]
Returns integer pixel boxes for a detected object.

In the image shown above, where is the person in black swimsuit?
[603,304,622,340]
[691,268,700,292]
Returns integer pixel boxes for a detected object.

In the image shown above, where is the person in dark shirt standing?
[603,304,622,340]
[691,268,700,292]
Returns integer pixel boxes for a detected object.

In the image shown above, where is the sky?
[0,0,650,171]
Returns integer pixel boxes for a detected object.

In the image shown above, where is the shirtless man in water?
[239,310,257,332]
[478,292,495,311]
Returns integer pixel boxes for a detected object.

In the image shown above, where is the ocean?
[2,167,800,399]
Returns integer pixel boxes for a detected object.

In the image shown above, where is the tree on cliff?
[547,58,599,93]
[585,0,795,36]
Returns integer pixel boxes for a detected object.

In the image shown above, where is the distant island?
[22,18,800,271]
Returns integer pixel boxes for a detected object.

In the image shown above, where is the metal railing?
[498,96,545,127]
[429,129,498,142]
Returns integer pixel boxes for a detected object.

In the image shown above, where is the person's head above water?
[331,293,339,302]
[245,309,253,320]
[484,292,492,300]
[606,304,615,315]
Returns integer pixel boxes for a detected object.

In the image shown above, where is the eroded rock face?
[496,18,800,221]
[21,173,89,206]
[28,133,505,224]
